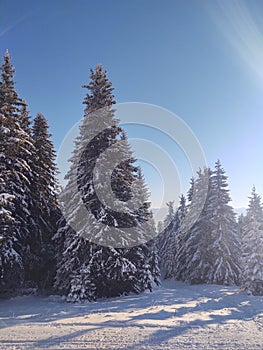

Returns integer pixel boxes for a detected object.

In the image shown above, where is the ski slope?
[0,280,262,349]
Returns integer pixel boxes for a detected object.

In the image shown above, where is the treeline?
[0,50,60,294]
[0,51,262,301]
[157,165,263,296]
[0,51,159,301]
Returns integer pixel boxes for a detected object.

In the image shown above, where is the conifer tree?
[0,50,35,294]
[175,162,241,285]
[242,187,263,295]
[174,168,212,282]
[31,113,60,289]
[208,160,241,284]
[54,65,159,301]
[159,195,187,279]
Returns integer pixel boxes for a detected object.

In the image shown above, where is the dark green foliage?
[54,65,159,301]
[0,50,34,295]
[30,113,60,290]
[0,51,59,296]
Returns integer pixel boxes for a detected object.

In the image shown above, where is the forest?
[0,50,262,302]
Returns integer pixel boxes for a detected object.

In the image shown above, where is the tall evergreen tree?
[208,160,241,284]
[31,113,60,290]
[54,65,159,301]
[242,187,263,295]
[0,50,35,294]
[175,168,212,282]
[175,162,241,285]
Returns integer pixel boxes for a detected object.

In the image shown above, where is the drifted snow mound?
[0,280,262,349]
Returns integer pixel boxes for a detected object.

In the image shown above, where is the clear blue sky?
[1,0,263,209]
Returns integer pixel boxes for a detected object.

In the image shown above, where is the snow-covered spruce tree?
[170,175,196,276]
[175,162,241,285]
[31,113,60,290]
[0,50,37,293]
[54,65,159,301]
[209,160,241,285]
[158,195,187,279]
[242,187,263,295]
[174,168,212,282]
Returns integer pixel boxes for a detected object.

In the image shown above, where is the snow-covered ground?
[0,280,262,349]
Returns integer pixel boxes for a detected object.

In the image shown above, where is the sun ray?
[206,0,263,85]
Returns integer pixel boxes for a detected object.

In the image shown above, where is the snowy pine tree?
[31,113,60,290]
[242,187,263,295]
[175,162,241,285]
[0,50,37,294]
[158,195,187,279]
[209,160,241,285]
[174,168,212,282]
[54,65,159,301]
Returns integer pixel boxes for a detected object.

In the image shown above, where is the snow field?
[0,280,262,349]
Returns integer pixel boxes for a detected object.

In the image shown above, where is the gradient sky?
[1,0,263,209]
